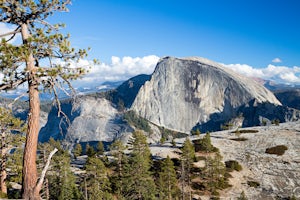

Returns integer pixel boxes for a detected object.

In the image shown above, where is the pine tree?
[0,107,24,196]
[180,138,195,200]
[0,1,93,198]
[201,132,214,152]
[86,144,96,157]
[109,140,127,197]
[205,152,226,195]
[6,147,24,199]
[84,156,112,200]
[158,156,179,200]
[48,150,81,200]
[97,141,105,156]
[73,143,82,159]
[123,130,157,200]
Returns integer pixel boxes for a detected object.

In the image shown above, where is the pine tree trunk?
[20,23,41,200]
[0,133,7,195]
[181,161,185,200]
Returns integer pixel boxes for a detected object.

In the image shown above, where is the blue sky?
[1,0,300,86]
[51,0,300,67]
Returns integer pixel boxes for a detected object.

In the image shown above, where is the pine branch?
[0,29,21,39]
[0,79,27,90]
[35,148,58,193]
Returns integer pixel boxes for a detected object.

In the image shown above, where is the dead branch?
[0,29,21,39]
[35,148,58,193]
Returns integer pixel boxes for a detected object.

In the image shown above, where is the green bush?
[225,160,242,172]
[265,145,288,156]
[271,119,280,126]
[231,129,258,134]
[247,181,260,188]
[0,192,7,198]
[221,123,233,130]
[193,133,219,153]
[230,137,248,141]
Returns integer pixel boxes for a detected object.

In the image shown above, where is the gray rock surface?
[156,122,300,199]
[39,96,133,143]
[132,57,283,133]
[211,122,300,199]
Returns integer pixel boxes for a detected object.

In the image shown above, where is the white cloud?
[0,23,20,43]
[272,58,282,63]
[71,55,160,87]
[73,56,300,87]
[224,63,300,84]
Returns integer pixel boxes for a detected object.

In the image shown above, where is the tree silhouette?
[0,1,93,198]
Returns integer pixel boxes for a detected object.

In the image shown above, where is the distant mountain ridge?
[2,56,300,145]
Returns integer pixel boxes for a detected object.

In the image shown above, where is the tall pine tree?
[84,156,112,200]
[0,1,93,198]
[123,130,156,200]
[110,140,127,198]
[46,142,81,200]
[158,155,179,200]
[180,138,195,200]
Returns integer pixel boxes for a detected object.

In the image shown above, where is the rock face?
[111,74,151,108]
[39,96,133,143]
[132,57,282,133]
[274,89,300,110]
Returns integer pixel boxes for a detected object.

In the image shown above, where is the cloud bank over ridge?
[224,63,300,84]
[74,56,300,87]
[72,55,160,87]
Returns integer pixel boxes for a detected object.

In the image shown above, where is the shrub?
[225,160,243,172]
[230,137,248,141]
[0,192,7,198]
[231,129,259,134]
[192,182,206,190]
[271,119,280,126]
[193,133,219,153]
[247,181,260,188]
[237,191,248,200]
[221,123,233,130]
[265,145,288,156]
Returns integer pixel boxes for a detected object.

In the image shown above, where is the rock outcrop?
[210,122,300,199]
[39,96,133,143]
[132,57,283,133]
[155,122,300,199]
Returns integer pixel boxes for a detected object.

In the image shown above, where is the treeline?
[2,126,245,199]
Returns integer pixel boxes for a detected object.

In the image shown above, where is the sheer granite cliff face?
[131,57,282,133]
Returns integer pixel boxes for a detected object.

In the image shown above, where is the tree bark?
[21,23,41,200]
[0,132,8,195]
